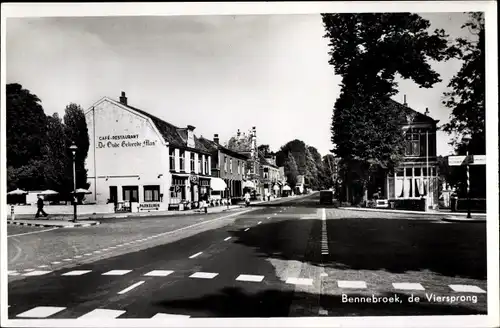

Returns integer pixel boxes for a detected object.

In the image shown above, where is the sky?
[6,12,473,157]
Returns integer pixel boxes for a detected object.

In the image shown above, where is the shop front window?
[180,151,185,171]
[170,177,186,204]
[144,185,160,202]
[199,157,202,174]
[169,149,175,171]
[204,160,208,176]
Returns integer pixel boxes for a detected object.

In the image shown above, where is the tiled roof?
[258,151,278,168]
[124,104,211,153]
[198,137,250,160]
[385,99,438,124]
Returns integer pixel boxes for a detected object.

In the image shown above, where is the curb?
[341,207,486,217]
[7,220,100,228]
[441,217,486,223]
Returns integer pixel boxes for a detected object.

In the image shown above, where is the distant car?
[319,190,334,205]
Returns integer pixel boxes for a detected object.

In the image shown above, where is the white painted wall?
[85,99,169,204]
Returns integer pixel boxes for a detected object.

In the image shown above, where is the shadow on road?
[153,287,485,317]
[229,218,487,280]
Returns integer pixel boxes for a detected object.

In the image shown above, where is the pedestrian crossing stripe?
[14,307,191,319]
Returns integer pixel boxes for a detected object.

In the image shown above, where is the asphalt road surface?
[7,193,487,319]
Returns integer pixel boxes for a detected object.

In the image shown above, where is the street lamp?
[69,142,78,223]
[463,135,472,219]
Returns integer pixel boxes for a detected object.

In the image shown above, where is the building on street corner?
[85,92,212,212]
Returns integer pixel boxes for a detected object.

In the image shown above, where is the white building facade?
[85,92,211,212]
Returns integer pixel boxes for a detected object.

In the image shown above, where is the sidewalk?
[6,196,296,227]
[341,207,487,222]
[6,219,100,228]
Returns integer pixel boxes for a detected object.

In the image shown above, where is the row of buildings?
[84,92,287,212]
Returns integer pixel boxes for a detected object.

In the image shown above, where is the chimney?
[424,107,430,116]
[119,91,127,105]
[403,95,407,106]
[186,125,195,147]
[214,134,219,144]
[237,129,241,137]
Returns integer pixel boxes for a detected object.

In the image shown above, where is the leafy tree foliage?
[322,13,458,203]
[442,12,485,154]
[63,103,91,194]
[283,152,299,188]
[6,84,91,195]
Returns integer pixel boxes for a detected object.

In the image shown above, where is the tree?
[442,12,485,154]
[322,13,458,203]
[63,103,90,194]
[258,144,272,157]
[43,113,68,191]
[284,152,299,188]
[6,83,49,190]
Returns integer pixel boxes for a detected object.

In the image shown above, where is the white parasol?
[243,180,256,189]
[7,188,28,195]
[72,188,92,194]
[282,185,292,191]
[39,190,59,195]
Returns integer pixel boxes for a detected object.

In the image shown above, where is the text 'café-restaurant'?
[85,92,224,212]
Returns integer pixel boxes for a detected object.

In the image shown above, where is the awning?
[282,185,291,191]
[7,188,28,195]
[210,177,227,191]
[172,173,190,178]
[243,180,256,189]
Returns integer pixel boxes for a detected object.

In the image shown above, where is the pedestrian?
[35,195,48,218]
[244,191,251,207]
[203,192,209,213]
[267,190,271,202]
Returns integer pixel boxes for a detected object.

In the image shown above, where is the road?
[7,193,487,319]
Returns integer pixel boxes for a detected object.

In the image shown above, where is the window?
[237,161,240,174]
[170,178,186,203]
[179,151,185,171]
[204,159,209,176]
[190,153,195,172]
[405,132,420,156]
[198,156,202,174]
[405,168,412,177]
[230,158,233,173]
[224,156,227,172]
[144,185,160,202]
[122,186,138,202]
[169,149,175,171]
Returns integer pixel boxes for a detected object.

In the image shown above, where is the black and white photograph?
[1,2,498,328]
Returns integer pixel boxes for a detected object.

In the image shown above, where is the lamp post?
[69,142,78,223]
[463,136,472,218]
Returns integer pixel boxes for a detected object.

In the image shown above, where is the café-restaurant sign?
[97,134,157,149]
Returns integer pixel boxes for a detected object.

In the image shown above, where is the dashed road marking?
[84,253,92,256]
[63,259,72,262]
[393,282,425,291]
[24,268,35,272]
[118,281,145,294]
[338,280,367,289]
[38,265,49,268]
[102,270,132,276]
[17,306,66,318]
[236,274,265,282]
[144,270,174,277]
[224,237,231,241]
[62,270,92,276]
[78,309,126,319]
[8,270,20,276]
[244,228,250,231]
[74,255,82,259]
[189,252,203,259]
[286,278,313,286]
[257,221,262,225]
[93,251,101,254]
[23,270,52,276]
[449,284,486,293]
[321,208,329,255]
[189,272,218,279]
[51,261,61,265]
[320,273,328,277]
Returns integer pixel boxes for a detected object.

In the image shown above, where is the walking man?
[244,191,251,207]
[202,192,209,213]
[35,195,48,218]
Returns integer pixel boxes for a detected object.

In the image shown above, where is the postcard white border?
[1,2,498,328]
